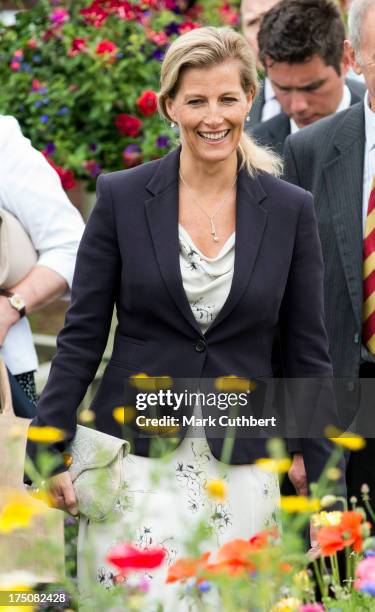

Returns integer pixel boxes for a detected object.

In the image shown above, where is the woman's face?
[166,60,253,166]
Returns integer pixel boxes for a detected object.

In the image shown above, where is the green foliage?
[0,0,239,189]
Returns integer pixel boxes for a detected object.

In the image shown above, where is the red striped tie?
[363,177,375,354]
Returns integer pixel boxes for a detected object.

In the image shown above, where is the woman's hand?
[48,471,78,516]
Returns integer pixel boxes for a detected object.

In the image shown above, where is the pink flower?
[50,8,70,25]
[13,49,24,59]
[219,4,239,26]
[32,79,42,91]
[300,605,325,612]
[27,39,38,49]
[148,31,169,46]
[10,61,21,71]
[95,39,118,55]
[355,557,375,593]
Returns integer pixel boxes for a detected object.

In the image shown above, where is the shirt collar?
[364,90,375,153]
[289,84,352,135]
[264,77,276,103]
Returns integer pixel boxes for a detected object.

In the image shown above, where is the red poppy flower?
[115,113,142,137]
[69,38,87,56]
[43,153,76,190]
[107,543,166,573]
[340,511,364,553]
[136,91,158,117]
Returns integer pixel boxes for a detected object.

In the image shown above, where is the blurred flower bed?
[0,0,239,190]
[2,420,374,611]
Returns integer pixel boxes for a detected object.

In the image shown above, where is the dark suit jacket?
[26,146,339,485]
[284,102,365,378]
[251,79,365,157]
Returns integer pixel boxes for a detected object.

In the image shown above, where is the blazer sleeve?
[279,191,331,377]
[283,136,301,188]
[25,174,121,476]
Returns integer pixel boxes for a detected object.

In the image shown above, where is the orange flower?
[340,511,363,553]
[166,552,210,584]
[248,527,279,549]
[318,511,365,556]
[210,539,256,574]
[318,526,345,556]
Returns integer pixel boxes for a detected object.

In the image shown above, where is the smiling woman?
[25,25,342,611]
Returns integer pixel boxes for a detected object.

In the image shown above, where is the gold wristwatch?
[0,289,26,318]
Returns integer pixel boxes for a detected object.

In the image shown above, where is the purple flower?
[197,580,211,593]
[38,86,48,95]
[152,49,165,62]
[57,106,69,116]
[43,98,50,105]
[32,54,42,63]
[64,515,76,526]
[89,143,97,152]
[21,63,31,72]
[365,550,375,557]
[34,100,43,109]
[45,141,56,155]
[360,581,375,596]
[50,8,69,25]
[165,22,180,36]
[156,135,170,149]
[40,114,49,124]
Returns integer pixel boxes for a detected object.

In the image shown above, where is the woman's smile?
[197,128,231,143]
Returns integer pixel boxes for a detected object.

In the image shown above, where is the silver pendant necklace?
[179,171,237,243]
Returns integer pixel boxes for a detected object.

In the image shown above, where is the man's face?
[241,0,279,61]
[350,5,375,112]
[265,53,347,128]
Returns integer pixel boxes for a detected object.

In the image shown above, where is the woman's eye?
[222,98,237,103]
[187,99,203,105]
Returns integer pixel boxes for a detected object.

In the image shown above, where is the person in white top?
[0,115,84,404]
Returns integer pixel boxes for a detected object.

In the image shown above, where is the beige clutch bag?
[66,425,130,522]
[0,208,37,288]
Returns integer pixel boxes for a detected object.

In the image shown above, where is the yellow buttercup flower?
[325,426,366,451]
[215,375,256,392]
[27,426,65,443]
[112,405,137,425]
[256,457,292,473]
[293,569,310,590]
[205,479,228,501]
[0,491,48,533]
[78,408,95,424]
[271,597,301,612]
[280,496,321,513]
[129,373,173,391]
[311,511,343,528]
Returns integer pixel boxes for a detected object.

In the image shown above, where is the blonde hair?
[158,26,282,177]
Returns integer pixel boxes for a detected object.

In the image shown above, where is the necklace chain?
[179,170,237,243]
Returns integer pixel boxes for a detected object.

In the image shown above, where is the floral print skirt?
[77,435,280,611]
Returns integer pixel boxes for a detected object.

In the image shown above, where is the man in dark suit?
[283,0,375,500]
[252,0,365,156]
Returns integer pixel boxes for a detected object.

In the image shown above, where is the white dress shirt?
[0,115,84,375]
[290,84,352,135]
[261,78,281,122]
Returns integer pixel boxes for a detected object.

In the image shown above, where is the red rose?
[69,38,87,56]
[136,91,158,117]
[95,39,118,55]
[178,22,201,35]
[43,153,76,190]
[115,113,142,137]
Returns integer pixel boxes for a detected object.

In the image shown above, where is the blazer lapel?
[145,147,203,335]
[207,169,268,334]
[322,103,365,325]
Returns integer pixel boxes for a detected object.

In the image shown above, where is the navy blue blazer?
[26,146,338,485]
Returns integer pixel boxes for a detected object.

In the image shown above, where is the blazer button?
[195,340,206,353]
